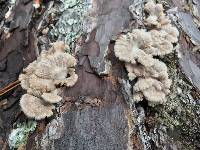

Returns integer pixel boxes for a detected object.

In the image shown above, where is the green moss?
[151,52,200,149]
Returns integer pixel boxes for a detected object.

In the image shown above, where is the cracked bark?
[0,0,200,150]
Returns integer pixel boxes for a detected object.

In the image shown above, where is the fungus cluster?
[19,41,78,120]
[114,1,179,105]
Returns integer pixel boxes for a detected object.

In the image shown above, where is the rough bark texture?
[0,0,200,150]
[0,1,37,149]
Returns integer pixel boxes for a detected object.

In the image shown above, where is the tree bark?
[0,0,200,150]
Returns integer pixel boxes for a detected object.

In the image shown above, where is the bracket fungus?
[144,0,179,43]
[114,1,179,105]
[19,41,78,120]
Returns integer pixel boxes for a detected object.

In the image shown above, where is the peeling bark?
[0,0,200,150]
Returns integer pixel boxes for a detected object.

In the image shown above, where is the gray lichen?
[41,117,65,150]
[8,120,37,149]
[129,0,145,21]
[50,0,92,51]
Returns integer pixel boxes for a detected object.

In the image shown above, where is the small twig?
[0,80,20,97]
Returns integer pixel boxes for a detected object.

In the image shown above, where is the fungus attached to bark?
[133,77,171,105]
[114,1,179,105]
[41,91,62,104]
[19,41,78,120]
[20,94,54,120]
[144,1,166,27]
[144,0,179,43]
[114,29,152,64]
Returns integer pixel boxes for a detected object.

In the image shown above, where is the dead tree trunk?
[0,0,199,150]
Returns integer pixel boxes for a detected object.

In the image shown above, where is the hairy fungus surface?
[114,1,179,105]
[19,41,78,120]
[144,0,179,43]
[20,94,55,120]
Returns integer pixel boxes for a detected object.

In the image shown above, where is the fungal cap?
[51,41,69,53]
[133,77,170,104]
[137,52,155,67]
[125,63,137,80]
[41,92,62,104]
[19,74,29,90]
[29,74,56,92]
[114,30,152,64]
[133,92,144,102]
[114,33,137,64]
[35,52,77,80]
[161,25,179,43]
[20,94,54,120]
[54,68,78,87]
[23,61,37,75]
[146,30,174,56]
[144,1,165,27]
[143,87,167,103]
[64,68,78,87]
[18,41,78,119]
[134,78,162,92]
